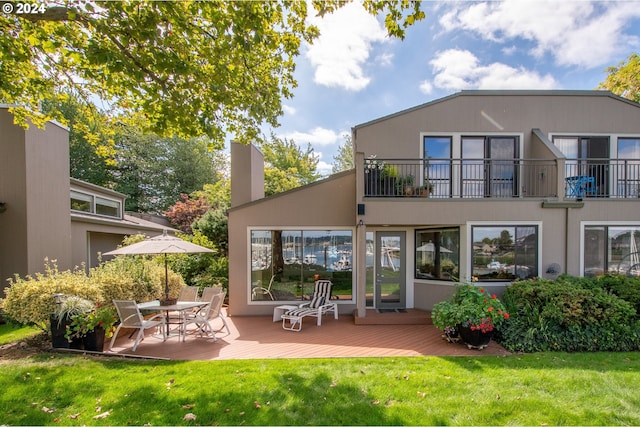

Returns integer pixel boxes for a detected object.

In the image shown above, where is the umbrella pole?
[164,253,169,300]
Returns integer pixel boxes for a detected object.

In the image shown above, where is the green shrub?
[1,257,185,331]
[1,261,100,330]
[498,277,640,352]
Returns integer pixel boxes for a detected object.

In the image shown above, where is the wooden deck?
[106,309,510,360]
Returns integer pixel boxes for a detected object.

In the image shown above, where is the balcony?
[362,158,640,199]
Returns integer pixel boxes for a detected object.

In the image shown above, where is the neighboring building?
[0,106,173,295]
[228,90,640,320]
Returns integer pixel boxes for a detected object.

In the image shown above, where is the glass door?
[375,231,406,310]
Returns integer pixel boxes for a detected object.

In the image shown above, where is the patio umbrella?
[103,230,215,300]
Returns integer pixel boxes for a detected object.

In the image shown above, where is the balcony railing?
[362,158,640,199]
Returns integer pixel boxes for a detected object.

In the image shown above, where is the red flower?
[504,313,510,319]
[479,288,485,293]
[492,294,497,299]
[487,307,494,312]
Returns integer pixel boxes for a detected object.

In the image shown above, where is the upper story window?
[70,190,122,219]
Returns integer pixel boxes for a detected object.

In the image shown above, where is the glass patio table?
[138,300,209,341]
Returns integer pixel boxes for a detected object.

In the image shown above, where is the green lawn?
[0,323,42,346]
[0,351,639,425]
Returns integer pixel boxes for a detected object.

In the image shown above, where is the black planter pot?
[365,170,381,196]
[458,325,492,350]
[50,314,83,349]
[82,327,106,352]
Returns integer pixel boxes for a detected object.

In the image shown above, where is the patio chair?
[183,291,228,340]
[281,280,338,331]
[251,275,275,300]
[109,300,166,352]
[178,286,199,301]
[200,286,223,302]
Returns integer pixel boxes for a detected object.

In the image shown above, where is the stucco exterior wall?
[228,170,356,316]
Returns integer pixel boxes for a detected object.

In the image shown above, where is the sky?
[265,0,640,176]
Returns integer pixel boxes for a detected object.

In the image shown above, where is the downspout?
[355,149,367,318]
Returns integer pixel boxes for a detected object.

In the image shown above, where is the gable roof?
[353,90,640,130]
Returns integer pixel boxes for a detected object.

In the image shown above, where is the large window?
[553,136,610,197]
[462,136,518,197]
[250,229,353,302]
[584,225,640,277]
[415,228,459,280]
[471,225,538,281]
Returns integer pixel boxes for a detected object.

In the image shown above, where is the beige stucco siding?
[355,92,640,159]
[228,171,356,316]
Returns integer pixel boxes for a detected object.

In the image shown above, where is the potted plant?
[50,295,94,349]
[64,303,117,352]
[431,283,509,350]
[380,164,399,195]
[416,181,434,197]
[431,299,461,342]
[396,175,415,196]
[364,155,385,195]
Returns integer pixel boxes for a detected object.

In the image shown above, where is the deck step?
[353,309,432,325]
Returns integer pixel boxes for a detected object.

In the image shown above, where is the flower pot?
[50,314,83,349]
[82,326,106,352]
[365,169,381,196]
[458,325,492,350]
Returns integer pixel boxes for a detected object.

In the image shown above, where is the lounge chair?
[109,300,166,352]
[281,280,338,331]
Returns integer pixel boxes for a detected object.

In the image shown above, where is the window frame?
[581,221,640,276]
[468,222,541,282]
[414,227,460,281]
[247,227,355,305]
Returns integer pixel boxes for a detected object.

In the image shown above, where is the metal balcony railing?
[363,158,558,198]
[564,159,640,199]
[363,158,640,199]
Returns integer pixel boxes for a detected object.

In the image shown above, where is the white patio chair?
[109,300,166,352]
[282,280,338,331]
[178,286,199,301]
[200,286,223,302]
[183,291,228,340]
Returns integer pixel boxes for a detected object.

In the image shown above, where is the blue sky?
[265,0,640,175]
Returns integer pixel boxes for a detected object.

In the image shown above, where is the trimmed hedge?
[497,276,640,352]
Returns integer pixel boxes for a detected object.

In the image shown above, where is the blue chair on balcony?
[565,176,596,198]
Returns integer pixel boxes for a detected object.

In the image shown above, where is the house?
[0,106,173,295]
[228,90,640,321]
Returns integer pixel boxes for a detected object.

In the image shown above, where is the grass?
[0,350,639,425]
[0,323,42,346]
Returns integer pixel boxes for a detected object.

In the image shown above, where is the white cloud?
[430,49,558,91]
[376,52,394,67]
[306,2,388,91]
[281,127,342,146]
[419,80,433,95]
[439,1,640,69]
[282,104,297,115]
[316,160,334,176]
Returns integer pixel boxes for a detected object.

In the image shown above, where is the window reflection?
[415,228,460,280]
[471,225,538,281]
[250,229,353,302]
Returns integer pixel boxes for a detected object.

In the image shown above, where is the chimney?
[231,142,265,207]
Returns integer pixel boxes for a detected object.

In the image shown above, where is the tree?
[598,53,640,103]
[111,125,218,212]
[163,194,210,234]
[1,1,425,148]
[332,134,354,173]
[261,134,321,196]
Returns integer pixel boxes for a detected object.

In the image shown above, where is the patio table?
[138,300,209,341]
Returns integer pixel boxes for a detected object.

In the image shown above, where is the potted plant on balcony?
[364,155,385,195]
[380,164,399,195]
[431,283,509,350]
[416,180,433,197]
[396,175,415,196]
